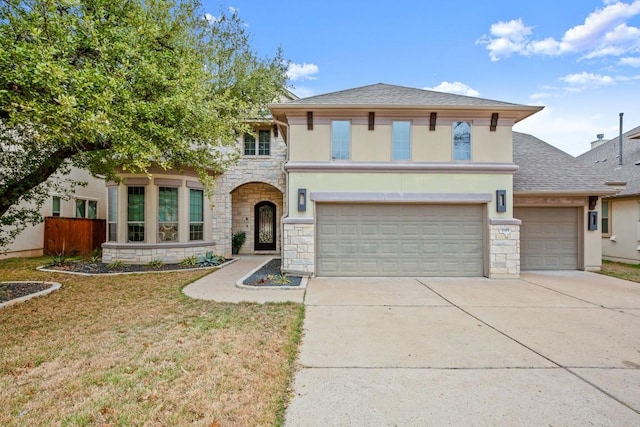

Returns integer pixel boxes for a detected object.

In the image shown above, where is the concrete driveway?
[285,271,640,426]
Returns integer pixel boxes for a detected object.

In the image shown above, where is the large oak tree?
[0,0,287,248]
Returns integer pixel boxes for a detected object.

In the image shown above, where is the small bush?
[180,256,199,266]
[267,274,291,285]
[147,259,164,268]
[106,260,125,269]
[197,251,226,267]
[83,248,102,263]
[49,253,69,267]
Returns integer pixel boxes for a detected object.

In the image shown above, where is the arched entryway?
[254,201,276,250]
[230,182,283,254]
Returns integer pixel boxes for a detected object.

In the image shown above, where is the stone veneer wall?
[102,242,216,264]
[211,128,286,256]
[231,183,284,254]
[282,221,314,275]
[488,222,520,279]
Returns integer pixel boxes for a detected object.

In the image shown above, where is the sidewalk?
[182,255,305,303]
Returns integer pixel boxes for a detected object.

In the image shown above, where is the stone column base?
[282,219,314,275]
[488,221,520,279]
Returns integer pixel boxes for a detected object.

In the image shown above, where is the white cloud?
[204,13,218,24]
[286,63,319,81]
[479,1,640,61]
[619,56,640,66]
[425,81,480,97]
[530,92,552,102]
[560,71,616,87]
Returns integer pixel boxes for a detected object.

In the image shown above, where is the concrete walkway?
[182,255,305,303]
[285,272,640,426]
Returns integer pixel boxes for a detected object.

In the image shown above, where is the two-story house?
[270,83,615,278]
[63,82,614,278]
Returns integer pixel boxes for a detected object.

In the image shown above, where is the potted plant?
[232,231,246,255]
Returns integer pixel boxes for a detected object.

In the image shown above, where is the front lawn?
[599,259,640,283]
[0,257,304,426]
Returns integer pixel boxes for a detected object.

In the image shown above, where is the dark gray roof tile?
[514,132,615,194]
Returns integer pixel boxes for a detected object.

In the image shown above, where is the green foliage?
[106,260,125,269]
[197,251,225,267]
[179,256,199,266]
[83,248,102,263]
[0,0,288,248]
[49,253,69,267]
[232,231,247,250]
[147,259,165,268]
[266,274,291,285]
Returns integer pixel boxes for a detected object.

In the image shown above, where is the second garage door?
[515,207,579,270]
[316,203,484,277]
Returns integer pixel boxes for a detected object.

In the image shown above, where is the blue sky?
[202,0,640,156]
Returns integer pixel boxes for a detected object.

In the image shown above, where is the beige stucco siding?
[288,117,513,163]
[473,126,512,163]
[288,172,513,218]
[602,198,640,264]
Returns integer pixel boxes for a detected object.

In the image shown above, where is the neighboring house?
[578,126,640,264]
[269,83,615,278]
[1,166,107,259]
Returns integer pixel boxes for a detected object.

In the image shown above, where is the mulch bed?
[243,258,302,287]
[40,260,225,274]
[0,282,52,304]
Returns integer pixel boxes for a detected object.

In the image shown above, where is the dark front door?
[255,201,276,250]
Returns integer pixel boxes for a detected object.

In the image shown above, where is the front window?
[189,189,204,241]
[108,187,117,242]
[258,130,271,155]
[244,133,256,155]
[127,186,145,242]
[158,187,178,242]
[75,199,86,218]
[392,121,411,161]
[75,199,97,219]
[602,201,610,236]
[52,196,61,217]
[453,121,471,161]
[332,120,350,160]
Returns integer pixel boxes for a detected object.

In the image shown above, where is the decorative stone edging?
[236,257,308,290]
[0,281,61,309]
[36,258,239,276]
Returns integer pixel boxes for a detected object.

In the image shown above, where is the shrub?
[197,252,226,267]
[180,256,199,266]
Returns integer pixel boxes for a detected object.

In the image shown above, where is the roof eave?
[514,190,621,197]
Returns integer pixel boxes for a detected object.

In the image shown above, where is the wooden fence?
[44,217,106,256]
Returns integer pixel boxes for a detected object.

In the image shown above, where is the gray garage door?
[515,207,579,270]
[316,204,484,277]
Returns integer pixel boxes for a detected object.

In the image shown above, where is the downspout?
[619,112,624,166]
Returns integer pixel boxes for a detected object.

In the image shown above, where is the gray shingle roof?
[513,132,616,194]
[577,125,640,197]
[284,83,528,108]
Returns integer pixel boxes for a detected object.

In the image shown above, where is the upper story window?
[244,129,271,156]
[332,120,350,160]
[392,121,411,161]
[453,121,471,161]
[75,198,97,219]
